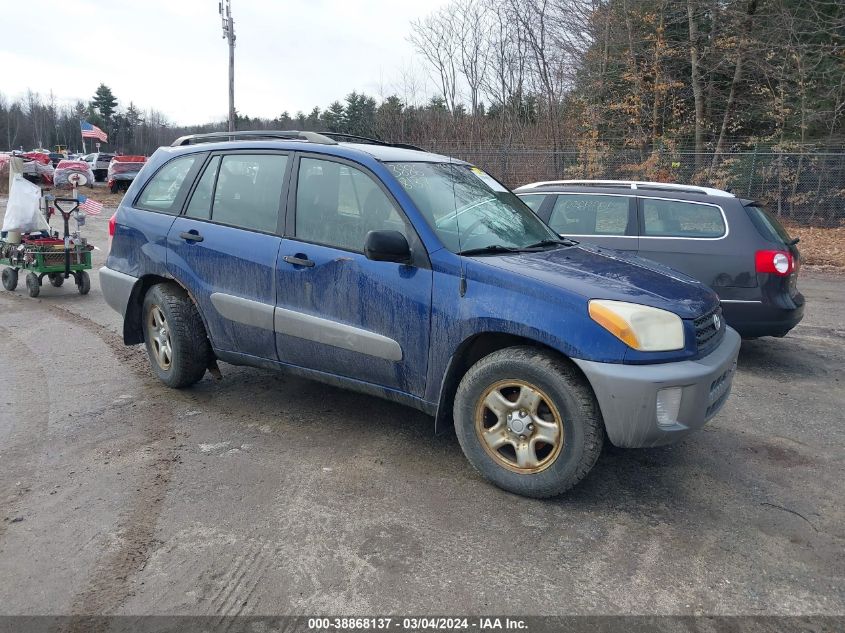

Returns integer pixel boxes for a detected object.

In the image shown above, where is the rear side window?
[211,154,287,233]
[548,194,630,235]
[185,157,220,220]
[136,155,200,214]
[745,205,792,246]
[642,199,725,238]
[520,194,547,212]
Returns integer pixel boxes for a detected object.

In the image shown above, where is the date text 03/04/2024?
[307,617,528,630]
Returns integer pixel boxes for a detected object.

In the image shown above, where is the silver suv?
[516,180,804,338]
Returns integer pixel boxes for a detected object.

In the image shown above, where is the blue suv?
[100,131,740,498]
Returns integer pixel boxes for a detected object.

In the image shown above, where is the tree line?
[2,0,842,172]
[0,84,174,156]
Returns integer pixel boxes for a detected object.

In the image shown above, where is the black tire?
[454,346,604,498]
[2,268,18,291]
[142,283,211,388]
[49,273,64,288]
[25,273,40,298]
[110,183,119,194]
[76,271,90,295]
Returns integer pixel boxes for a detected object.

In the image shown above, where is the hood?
[471,244,718,319]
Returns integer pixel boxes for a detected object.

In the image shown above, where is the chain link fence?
[425,143,845,227]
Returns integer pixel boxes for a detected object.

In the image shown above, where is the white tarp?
[2,174,49,233]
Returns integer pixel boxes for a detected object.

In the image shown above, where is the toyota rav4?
[100,131,740,498]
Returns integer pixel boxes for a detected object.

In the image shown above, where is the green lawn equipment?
[1,197,93,298]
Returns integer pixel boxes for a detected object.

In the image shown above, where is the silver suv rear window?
[642,198,726,238]
[745,205,792,246]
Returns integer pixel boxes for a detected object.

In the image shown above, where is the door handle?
[180,231,203,242]
[283,255,315,268]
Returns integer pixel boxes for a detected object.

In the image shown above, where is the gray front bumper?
[99,266,138,317]
[573,328,741,448]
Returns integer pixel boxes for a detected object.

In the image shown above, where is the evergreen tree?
[427,96,448,112]
[91,84,118,121]
[344,92,377,137]
[306,107,322,129]
[322,101,346,132]
[72,101,87,120]
[277,111,293,128]
[125,102,142,129]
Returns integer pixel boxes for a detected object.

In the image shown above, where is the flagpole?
[80,120,86,154]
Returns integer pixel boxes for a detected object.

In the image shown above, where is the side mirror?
[364,230,411,264]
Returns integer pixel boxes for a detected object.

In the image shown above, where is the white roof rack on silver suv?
[517,179,735,198]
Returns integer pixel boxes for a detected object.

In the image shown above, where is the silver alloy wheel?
[147,305,173,370]
[474,380,564,474]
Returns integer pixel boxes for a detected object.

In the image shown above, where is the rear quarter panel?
[635,197,759,296]
[106,205,175,278]
[105,149,189,278]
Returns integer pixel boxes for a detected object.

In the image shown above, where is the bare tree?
[409,5,460,115]
[455,0,491,118]
[480,0,528,113]
[687,0,707,169]
[711,0,758,169]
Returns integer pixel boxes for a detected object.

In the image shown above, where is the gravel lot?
[0,191,843,617]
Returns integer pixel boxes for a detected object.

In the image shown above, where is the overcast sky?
[0,0,448,125]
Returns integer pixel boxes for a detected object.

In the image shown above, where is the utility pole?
[219,0,236,132]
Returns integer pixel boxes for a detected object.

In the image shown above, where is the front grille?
[694,305,725,356]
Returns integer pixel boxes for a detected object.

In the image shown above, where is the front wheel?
[25,273,40,298]
[454,346,603,498]
[142,284,212,388]
[76,270,90,295]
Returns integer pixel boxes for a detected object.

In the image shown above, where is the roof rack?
[518,179,734,198]
[170,130,337,147]
[321,132,425,152]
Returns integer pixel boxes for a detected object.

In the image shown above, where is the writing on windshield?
[386,162,556,253]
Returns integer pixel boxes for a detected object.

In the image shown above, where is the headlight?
[588,299,685,351]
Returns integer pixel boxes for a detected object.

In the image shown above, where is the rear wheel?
[49,273,64,288]
[142,284,211,388]
[454,346,603,498]
[2,268,18,291]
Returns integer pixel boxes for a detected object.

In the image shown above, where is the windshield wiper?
[526,237,579,248]
[458,244,527,256]
[459,239,579,256]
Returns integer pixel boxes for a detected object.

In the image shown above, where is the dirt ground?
[0,189,843,619]
[784,223,845,269]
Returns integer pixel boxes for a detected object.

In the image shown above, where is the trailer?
[1,197,93,298]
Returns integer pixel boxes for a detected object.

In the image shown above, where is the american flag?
[80,120,108,142]
[78,195,104,216]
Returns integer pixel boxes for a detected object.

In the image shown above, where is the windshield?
[386,162,558,253]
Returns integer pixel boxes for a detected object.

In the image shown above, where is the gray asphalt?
[0,195,842,616]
